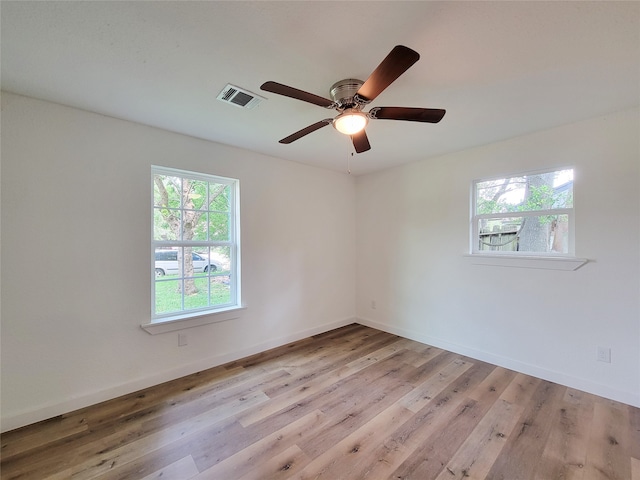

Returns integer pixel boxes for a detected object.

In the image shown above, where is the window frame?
[470,166,578,258]
[146,165,242,330]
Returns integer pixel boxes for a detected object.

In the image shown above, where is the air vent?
[216,84,266,109]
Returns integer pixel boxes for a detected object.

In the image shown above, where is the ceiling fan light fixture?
[333,110,368,135]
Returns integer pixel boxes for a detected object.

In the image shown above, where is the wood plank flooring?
[2,324,638,480]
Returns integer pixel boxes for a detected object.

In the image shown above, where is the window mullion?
[475,207,573,221]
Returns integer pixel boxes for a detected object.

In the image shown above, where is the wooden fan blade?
[261,81,335,108]
[355,45,420,103]
[279,119,333,144]
[351,130,371,153]
[371,107,446,123]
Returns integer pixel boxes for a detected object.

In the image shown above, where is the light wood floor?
[2,324,639,480]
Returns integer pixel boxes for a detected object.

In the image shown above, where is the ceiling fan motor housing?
[330,79,364,110]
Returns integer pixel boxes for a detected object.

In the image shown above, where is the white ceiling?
[2,1,639,175]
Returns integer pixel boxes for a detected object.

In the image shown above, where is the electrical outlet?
[596,346,611,363]
[371,300,376,310]
[178,333,188,347]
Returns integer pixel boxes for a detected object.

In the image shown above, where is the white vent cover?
[217,84,266,109]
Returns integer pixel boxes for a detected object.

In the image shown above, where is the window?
[472,168,574,256]
[151,166,240,323]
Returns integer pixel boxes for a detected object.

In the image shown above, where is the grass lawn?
[155,274,231,314]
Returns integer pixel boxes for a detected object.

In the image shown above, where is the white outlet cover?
[597,346,611,363]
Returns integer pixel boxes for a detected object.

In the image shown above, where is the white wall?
[0,93,356,431]
[2,93,638,433]
[356,108,640,407]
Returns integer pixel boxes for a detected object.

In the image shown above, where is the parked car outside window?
[155,250,219,277]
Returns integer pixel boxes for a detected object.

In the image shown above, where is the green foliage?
[153,175,231,242]
[476,175,572,216]
[476,198,501,215]
[522,184,554,211]
[155,275,231,314]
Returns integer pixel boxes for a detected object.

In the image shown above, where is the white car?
[155,250,219,277]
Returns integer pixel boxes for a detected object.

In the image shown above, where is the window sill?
[464,254,588,271]
[141,305,246,334]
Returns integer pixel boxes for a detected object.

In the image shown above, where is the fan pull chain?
[346,139,353,175]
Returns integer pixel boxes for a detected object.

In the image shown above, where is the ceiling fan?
[260,45,446,154]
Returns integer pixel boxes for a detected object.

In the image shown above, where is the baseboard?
[356,317,640,408]
[1,316,356,433]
